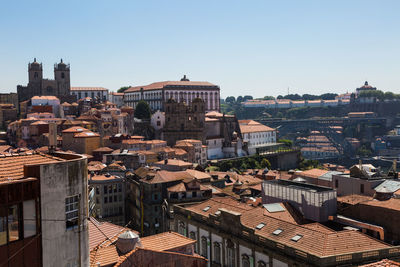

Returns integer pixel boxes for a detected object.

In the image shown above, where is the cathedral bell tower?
[28,58,43,83]
[54,58,71,95]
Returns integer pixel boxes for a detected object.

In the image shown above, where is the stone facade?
[17,58,75,103]
[163,98,206,146]
[124,76,220,112]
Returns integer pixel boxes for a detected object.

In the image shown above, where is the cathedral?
[17,58,75,103]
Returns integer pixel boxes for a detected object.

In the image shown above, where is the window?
[96,186,100,195]
[23,200,36,238]
[203,206,211,212]
[103,185,107,194]
[360,184,365,194]
[96,198,99,204]
[256,223,266,230]
[178,221,186,235]
[201,236,208,258]
[273,229,283,235]
[335,179,339,188]
[8,205,20,242]
[190,231,197,252]
[113,184,117,193]
[291,234,303,242]
[214,242,221,264]
[157,121,161,126]
[192,191,197,198]
[109,196,112,203]
[153,193,158,201]
[226,239,235,267]
[118,183,122,192]
[114,195,117,202]
[65,195,79,229]
[104,197,108,203]
[242,254,250,267]
[61,72,65,79]
[108,185,112,193]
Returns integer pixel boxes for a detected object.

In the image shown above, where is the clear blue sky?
[1,0,399,98]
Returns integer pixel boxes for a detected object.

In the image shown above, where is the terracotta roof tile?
[0,153,65,183]
[141,231,196,251]
[125,81,217,93]
[71,87,109,91]
[360,259,400,266]
[183,197,391,257]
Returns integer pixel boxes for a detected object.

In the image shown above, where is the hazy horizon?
[1,0,400,98]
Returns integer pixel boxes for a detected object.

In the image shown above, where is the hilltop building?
[124,75,220,112]
[17,58,75,103]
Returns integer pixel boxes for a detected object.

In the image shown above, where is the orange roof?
[31,95,59,100]
[74,131,100,138]
[88,218,135,251]
[141,231,196,251]
[239,120,275,133]
[0,153,65,183]
[62,126,90,133]
[71,87,108,91]
[167,182,186,192]
[92,147,114,153]
[183,197,391,257]
[125,80,218,93]
[360,259,400,266]
[90,174,120,181]
[155,159,193,167]
[298,168,329,179]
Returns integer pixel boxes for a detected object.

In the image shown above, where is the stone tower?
[163,97,206,146]
[54,59,71,96]
[28,58,43,82]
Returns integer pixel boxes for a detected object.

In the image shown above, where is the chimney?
[48,122,57,153]
[116,231,142,254]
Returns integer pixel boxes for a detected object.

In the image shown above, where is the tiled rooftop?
[360,259,400,266]
[0,152,65,183]
[141,231,196,252]
[125,80,217,93]
[181,197,391,257]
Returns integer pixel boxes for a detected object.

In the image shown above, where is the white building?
[31,95,61,117]
[71,87,109,101]
[109,92,124,107]
[239,120,277,155]
[151,110,165,131]
[124,75,220,112]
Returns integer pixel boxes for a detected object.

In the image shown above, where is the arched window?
[242,254,250,267]
[213,242,221,264]
[189,231,197,253]
[178,221,186,236]
[226,239,235,267]
[201,236,208,258]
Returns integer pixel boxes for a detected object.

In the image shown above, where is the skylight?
[203,206,211,212]
[255,223,266,230]
[272,229,283,235]
[291,234,303,242]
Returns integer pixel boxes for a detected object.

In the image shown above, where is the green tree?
[237,96,244,103]
[260,158,271,169]
[263,96,275,100]
[225,96,236,103]
[117,86,131,93]
[135,100,151,120]
[243,95,253,102]
[278,139,293,147]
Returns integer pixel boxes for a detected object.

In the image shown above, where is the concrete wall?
[332,174,383,196]
[39,155,89,267]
